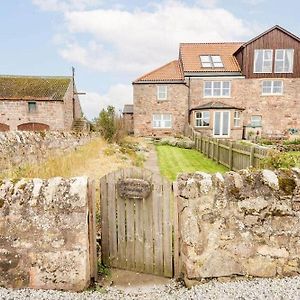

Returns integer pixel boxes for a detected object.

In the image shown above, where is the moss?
[279,177,297,195]
[11,178,21,185]
[39,131,46,139]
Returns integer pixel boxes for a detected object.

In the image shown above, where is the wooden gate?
[100,168,178,277]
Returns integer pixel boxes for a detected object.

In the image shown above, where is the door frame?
[213,110,231,138]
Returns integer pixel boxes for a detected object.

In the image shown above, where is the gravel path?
[143,144,160,175]
[1,276,300,300]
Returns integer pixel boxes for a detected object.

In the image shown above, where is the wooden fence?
[186,126,269,171]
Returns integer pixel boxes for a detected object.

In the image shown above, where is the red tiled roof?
[180,42,243,73]
[133,60,184,83]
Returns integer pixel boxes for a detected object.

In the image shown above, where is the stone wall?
[0,131,91,172]
[0,177,92,291]
[0,100,66,131]
[176,169,300,285]
[189,77,300,137]
[133,83,188,137]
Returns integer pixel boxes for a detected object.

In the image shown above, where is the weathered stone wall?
[0,131,91,172]
[0,100,66,131]
[189,77,300,137]
[133,83,188,137]
[176,169,300,284]
[0,177,92,291]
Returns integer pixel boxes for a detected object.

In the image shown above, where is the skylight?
[200,55,224,68]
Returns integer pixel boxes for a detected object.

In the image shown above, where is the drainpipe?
[187,77,191,124]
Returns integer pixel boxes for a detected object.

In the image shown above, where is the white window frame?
[254,49,273,73]
[251,115,262,127]
[195,111,210,127]
[262,80,283,95]
[157,85,168,101]
[233,111,241,127]
[275,49,294,73]
[200,55,224,68]
[213,111,231,138]
[204,81,231,98]
[152,113,172,129]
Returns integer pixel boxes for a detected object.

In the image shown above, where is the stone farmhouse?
[0,75,83,131]
[133,25,300,139]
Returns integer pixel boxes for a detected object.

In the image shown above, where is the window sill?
[261,93,283,96]
[253,71,273,74]
[203,96,231,99]
[274,72,293,74]
[152,127,172,130]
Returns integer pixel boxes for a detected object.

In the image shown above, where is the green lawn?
[156,145,228,181]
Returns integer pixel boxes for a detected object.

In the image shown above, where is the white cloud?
[57,1,258,75]
[80,84,132,120]
[196,0,219,8]
[32,0,103,12]
[242,0,265,5]
[32,0,262,121]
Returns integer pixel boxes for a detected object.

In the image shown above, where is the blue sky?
[1,0,299,119]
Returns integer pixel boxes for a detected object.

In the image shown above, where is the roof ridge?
[133,60,181,82]
[180,42,244,46]
[0,75,72,79]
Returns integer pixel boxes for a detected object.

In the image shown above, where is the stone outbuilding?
[0,75,83,131]
[123,104,134,134]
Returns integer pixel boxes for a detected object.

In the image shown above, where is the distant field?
[156,145,228,181]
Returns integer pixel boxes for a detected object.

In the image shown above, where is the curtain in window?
[254,50,263,72]
[285,50,294,72]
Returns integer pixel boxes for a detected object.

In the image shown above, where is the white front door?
[213,111,230,138]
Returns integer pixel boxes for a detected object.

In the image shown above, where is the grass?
[156,145,228,181]
[0,137,137,180]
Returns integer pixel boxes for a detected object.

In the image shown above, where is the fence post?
[216,139,220,164]
[199,135,202,153]
[211,139,215,160]
[88,179,98,282]
[229,142,233,170]
[207,138,210,158]
[250,146,255,167]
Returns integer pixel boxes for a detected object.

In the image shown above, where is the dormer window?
[254,49,273,73]
[200,55,224,68]
[275,49,294,73]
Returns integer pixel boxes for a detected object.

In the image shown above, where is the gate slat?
[107,172,118,266]
[162,178,173,277]
[153,174,163,275]
[133,197,144,271]
[125,169,135,270]
[143,176,154,274]
[100,176,109,266]
[116,170,126,269]
[134,169,144,272]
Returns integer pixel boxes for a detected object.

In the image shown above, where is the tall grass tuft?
[0,138,106,179]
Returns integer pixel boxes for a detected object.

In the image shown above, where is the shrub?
[283,139,300,145]
[261,150,300,169]
[96,106,116,142]
[157,137,195,149]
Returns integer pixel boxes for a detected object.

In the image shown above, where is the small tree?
[97,106,116,142]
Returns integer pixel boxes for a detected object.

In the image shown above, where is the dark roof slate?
[190,101,245,111]
[123,104,134,114]
[0,75,72,100]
